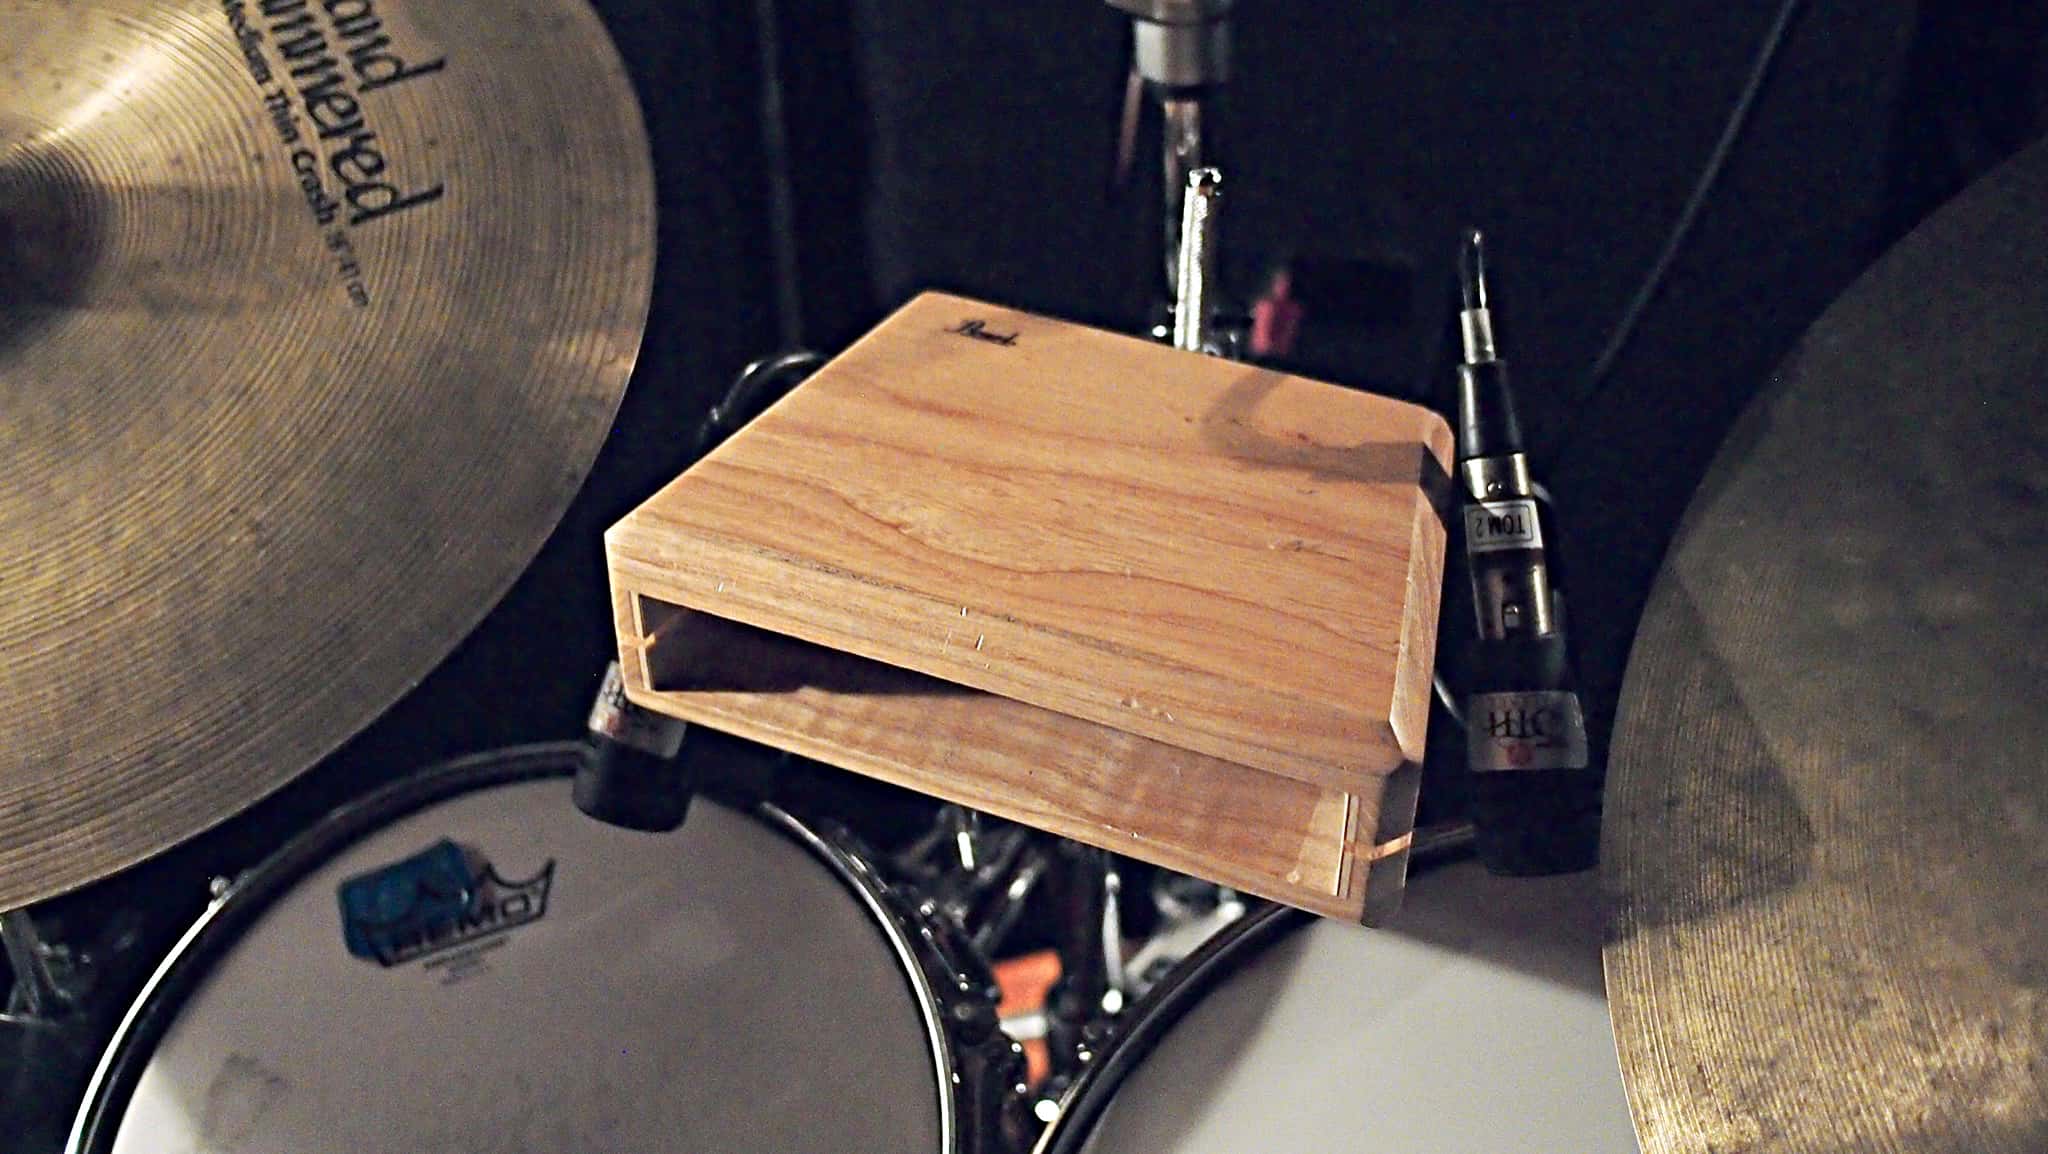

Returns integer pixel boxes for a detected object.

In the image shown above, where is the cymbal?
[1602,139,2048,1151]
[0,0,655,908]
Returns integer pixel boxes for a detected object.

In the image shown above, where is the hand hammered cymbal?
[0,0,655,907]
[1602,138,2048,1152]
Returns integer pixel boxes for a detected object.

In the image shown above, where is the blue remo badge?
[337,839,475,963]
[338,838,557,968]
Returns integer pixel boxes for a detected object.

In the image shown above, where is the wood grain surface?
[607,292,1449,920]
[615,600,1407,920]
[611,293,1450,784]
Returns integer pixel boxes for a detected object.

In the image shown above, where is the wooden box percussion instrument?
[604,293,1450,922]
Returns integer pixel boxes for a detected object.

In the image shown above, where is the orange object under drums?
[605,293,1451,923]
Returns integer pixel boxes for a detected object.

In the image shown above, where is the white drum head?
[87,755,944,1154]
[1074,861,1639,1152]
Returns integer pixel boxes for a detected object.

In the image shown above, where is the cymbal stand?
[2,907,116,1154]
[1107,0,1246,357]
[1107,0,1234,294]
[893,806,1052,958]
[3,897,145,1028]
[1,909,84,1027]
[1035,841,1127,1114]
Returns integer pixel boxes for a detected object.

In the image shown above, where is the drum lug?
[910,903,1037,1152]
[943,992,1036,1154]
[827,818,1007,1003]
[820,816,1034,1149]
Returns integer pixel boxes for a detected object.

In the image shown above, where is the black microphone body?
[576,661,696,832]
[1454,233,1601,876]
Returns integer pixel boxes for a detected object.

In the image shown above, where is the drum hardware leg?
[1121,874,1247,990]
[1145,168,1249,360]
[845,814,1007,1012]
[888,806,963,880]
[0,907,115,1028]
[871,841,1036,1153]
[2,906,137,1151]
[1035,842,1128,1113]
[1171,168,1224,354]
[966,840,1053,957]
[1159,97,1206,295]
[896,808,1053,957]
[1105,0,1252,360]
[894,809,1058,1135]
[896,804,995,877]
[945,995,1038,1154]
[2,909,62,1024]
[1105,0,1235,298]
[953,807,984,871]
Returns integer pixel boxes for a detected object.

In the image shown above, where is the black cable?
[691,349,823,458]
[1553,0,1807,462]
[752,0,805,350]
[1433,670,1466,729]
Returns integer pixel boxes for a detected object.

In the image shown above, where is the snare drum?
[1038,859,1640,1153]
[69,744,1017,1154]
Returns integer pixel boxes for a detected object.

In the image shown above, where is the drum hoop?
[1031,826,1477,1154]
[1030,902,1303,1154]
[65,741,958,1154]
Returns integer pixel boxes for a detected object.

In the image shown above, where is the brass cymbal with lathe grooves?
[1601,136,2048,1152]
[0,0,655,908]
